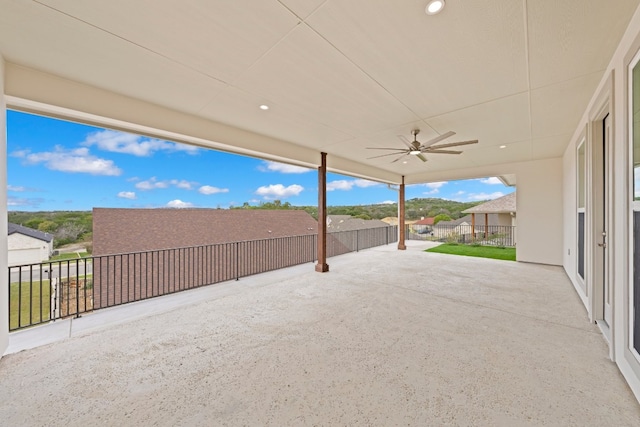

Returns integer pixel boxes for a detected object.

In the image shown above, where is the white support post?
[0,56,9,356]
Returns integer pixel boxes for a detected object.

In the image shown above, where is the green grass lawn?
[9,274,94,330]
[9,280,51,330]
[426,243,516,261]
[49,252,92,262]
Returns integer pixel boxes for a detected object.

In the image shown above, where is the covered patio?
[1,242,638,425]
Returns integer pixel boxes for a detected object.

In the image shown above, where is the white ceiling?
[1,0,639,184]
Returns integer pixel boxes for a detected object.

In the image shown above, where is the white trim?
[628,48,640,367]
[586,70,615,360]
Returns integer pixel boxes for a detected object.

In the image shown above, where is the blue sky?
[6,110,514,211]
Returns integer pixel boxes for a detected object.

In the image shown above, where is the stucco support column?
[315,152,329,273]
[484,213,488,238]
[471,213,476,241]
[398,176,406,250]
[0,56,9,357]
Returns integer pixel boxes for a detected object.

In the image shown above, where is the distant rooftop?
[8,222,53,243]
[327,215,389,232]
[462,192,516,214]
[93,208,317,256]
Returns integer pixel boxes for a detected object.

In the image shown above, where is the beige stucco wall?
[515,158,563,265]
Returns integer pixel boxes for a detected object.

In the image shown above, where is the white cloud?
[422,181,447,195]
[135,177,169,190]
[118,191,136,200]
[480,177,502,185]
[467,191,505,201]
[135,177,199,191]
[260,161,310,174]
[7,185,26,192]
[379,200,396,205]
[8,196,44,207]
[327,179,379,191]
[425,181,447,189]
[327,180,352,191]
[170,179,194,190]
[83,130,198,157]
[199,185,229,195]
[255,184,304,199]
[167,199,194,208]
[354,179,379,188]
[454,190,466,196]
[15,146,122,176]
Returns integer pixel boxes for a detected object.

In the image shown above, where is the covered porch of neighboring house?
[2,241,639,425]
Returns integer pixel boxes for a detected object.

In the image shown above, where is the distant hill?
[8,198,482,248]
[232,198,482,221]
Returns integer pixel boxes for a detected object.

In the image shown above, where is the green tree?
[37,220,57,233]
[433,213,453,224]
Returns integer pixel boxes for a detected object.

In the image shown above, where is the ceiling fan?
[367,129,478,163]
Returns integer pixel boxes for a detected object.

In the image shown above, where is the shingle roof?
[8,223,53,243]
[414,217,435,226]
[93,208,318,256]
[462,192,516,214]
[327,215,390,232]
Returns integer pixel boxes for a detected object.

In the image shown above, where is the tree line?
[8,198,480,248]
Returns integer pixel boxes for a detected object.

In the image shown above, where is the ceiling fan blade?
[417,154,428,162]
[428,139,478,149]
[366,147,407,151]
[368,151,408,159]
[423,149,462,154]
[391,153,410,163]
[397,135,414,150]
[420,130,456,148]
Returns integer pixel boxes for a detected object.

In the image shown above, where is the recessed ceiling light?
[425,0,445,15]
[259,104,269,110]
[499,145,507,149]
[402,161,408,164]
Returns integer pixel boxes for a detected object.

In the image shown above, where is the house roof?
[414,218,435,226]
[462,192,516,214]
[437,215,487,227]
[380,217,416,226]
[326,215,389,233]
[2,2,638,185]
[93,208,317,255]
[8,223,53,243]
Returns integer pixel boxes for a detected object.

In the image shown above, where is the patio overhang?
[1,0,638,185]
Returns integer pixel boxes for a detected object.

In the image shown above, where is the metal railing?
[407,224,515,247]
[8,226,397,331]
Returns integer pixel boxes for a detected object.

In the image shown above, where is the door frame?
[587,72,615,356]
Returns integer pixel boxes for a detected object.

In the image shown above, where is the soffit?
[1,0,639,184]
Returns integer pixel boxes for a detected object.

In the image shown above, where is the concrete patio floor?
[1,241,639,426]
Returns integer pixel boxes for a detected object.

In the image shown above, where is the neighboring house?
[461,192,516,227]
[434,197,517,246]
[8,223,54,266]
[326,215,389,232]
[414,217,435,226]
[92,208,319,309]
[93,208,318,255]
[411,217,435,234]
[380,217,417,227]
